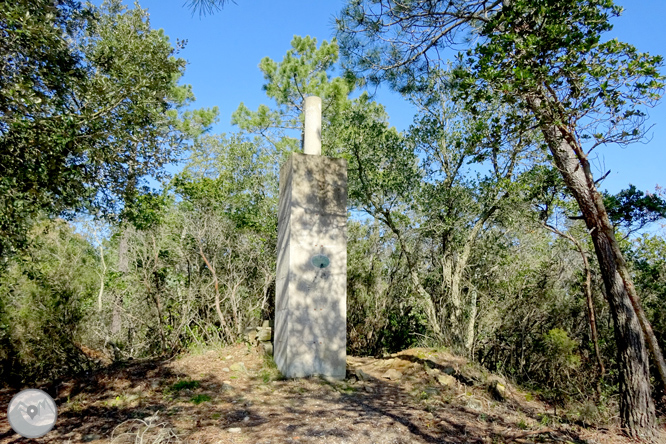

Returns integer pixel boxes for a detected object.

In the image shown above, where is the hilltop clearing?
[1,344,663,443]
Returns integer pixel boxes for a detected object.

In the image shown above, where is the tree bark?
[624,275,666,398]
[465,287,478,357]
[529,94,655,439]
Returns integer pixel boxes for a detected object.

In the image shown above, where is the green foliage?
[0,0,218,257]
[169,379,200,392]
[259,353,283,383]
[0,0,89,256]
[384,307,427,351]
[0,219,99,383]
[628,234,666,374]
[232,35,357,155]
[438,0,665,183]
[2,9,663,433]
[470,217,608,405]
[346,219,428,355]
[92,133,278,356]
[603,185,666,234]
[189,394,211,404]
[334,95,420,215]
[542,328,581,371]
[174,134,277,234]
[537,327,583,406]
[185,0,233,17]
[122,190,175,231]
[538,413,553,426]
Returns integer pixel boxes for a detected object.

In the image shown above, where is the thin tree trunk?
[581,251,605,380]
[531,93,655,438]
[450,218,486,345]
[198,244,232,342]
[112,227,130,335]
[229,280,242,337]
[543,223,605,380]
[465,287,477,357]
[151,235,167,350]
[260,273,272,317]
[93,228,107,313]
[353,142,444,341]
[379,209,445,341]
[118,228,129,273]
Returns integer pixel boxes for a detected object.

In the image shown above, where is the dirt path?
[0,345,662,443]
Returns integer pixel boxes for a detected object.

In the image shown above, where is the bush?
[0,219,98,384]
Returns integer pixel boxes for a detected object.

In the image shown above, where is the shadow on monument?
[275,153,348,379]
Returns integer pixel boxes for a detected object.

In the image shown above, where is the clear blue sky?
[118,0,665,196]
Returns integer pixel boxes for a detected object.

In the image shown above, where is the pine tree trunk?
[590,223,655,437]
[529,95,655,439]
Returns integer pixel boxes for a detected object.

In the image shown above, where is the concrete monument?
[274,96,347,379]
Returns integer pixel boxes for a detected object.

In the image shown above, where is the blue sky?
[117,0,665,196]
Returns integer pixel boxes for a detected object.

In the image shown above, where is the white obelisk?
[274,96,347,379]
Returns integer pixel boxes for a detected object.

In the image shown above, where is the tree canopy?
[0,0,217,257]
[337,0,665,437]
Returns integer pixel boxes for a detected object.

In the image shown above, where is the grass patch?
[190,394,211,404]
[110,394,127,407]
[259,353,284,383]
[538,413,555,426]
[418,387,438,400]
[259,368,273,383]
[338,384,356,394]
[165,379,201,398]
[171,379,200,391]
[68,399,84,414]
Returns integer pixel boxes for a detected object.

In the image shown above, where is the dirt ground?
[1,344,664,444]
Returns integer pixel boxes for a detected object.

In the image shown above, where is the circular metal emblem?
[7,388,57,438]
[311,254,330,269]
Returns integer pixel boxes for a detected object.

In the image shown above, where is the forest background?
[1,0,666,438]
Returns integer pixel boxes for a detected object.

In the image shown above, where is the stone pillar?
[302,96,322,155]
[274,96,347,379]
